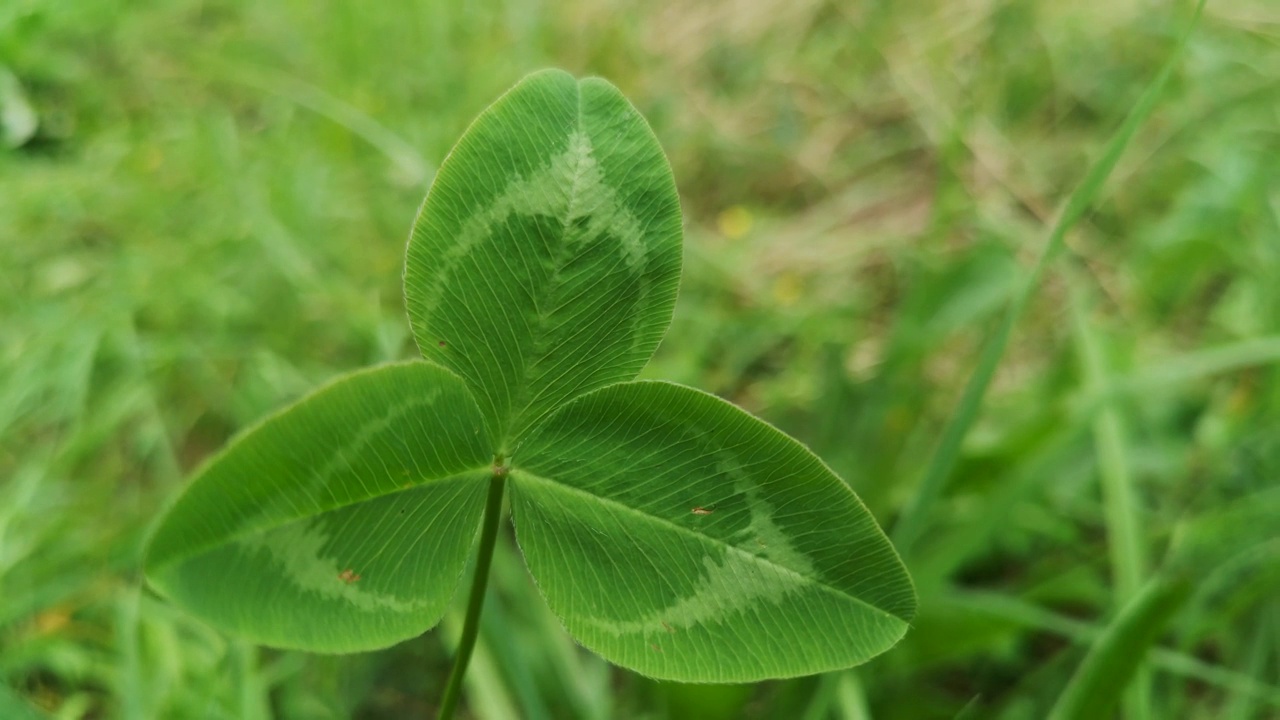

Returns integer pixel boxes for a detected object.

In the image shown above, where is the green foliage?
[7,0,1280,717]
[0,683,44,720]
[142,69,915,688]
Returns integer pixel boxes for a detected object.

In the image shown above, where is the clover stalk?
[437,456,508,720]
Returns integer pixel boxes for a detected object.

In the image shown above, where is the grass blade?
[1110,336,1280,399]
[943,590,1280,708]
[1068,279,1151,718]
[1046,575,1193,720]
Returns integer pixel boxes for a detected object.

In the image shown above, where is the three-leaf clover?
[145,69,916,703]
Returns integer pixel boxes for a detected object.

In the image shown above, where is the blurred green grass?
[2,0,1279,717]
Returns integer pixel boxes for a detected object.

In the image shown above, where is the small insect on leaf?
[338,569,361,584]
[691,506,715,516]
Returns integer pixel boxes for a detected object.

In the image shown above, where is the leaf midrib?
[148,464,493,573]
[502,80,591,448]
[510,466,912,626]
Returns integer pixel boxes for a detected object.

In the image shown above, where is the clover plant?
[144,69,917,717]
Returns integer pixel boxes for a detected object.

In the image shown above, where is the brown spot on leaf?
[692,506,714,516]
[338,569,361,584]
[661,621,675,634]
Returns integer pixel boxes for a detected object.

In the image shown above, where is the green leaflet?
[509,381,916,682]
[144,362,492,652]
[404,69,683,451]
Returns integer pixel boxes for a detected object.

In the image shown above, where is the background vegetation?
[3,0,1279,717]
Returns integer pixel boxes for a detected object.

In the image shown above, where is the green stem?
[1069,284,1149,720]
[437,464,507,720]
